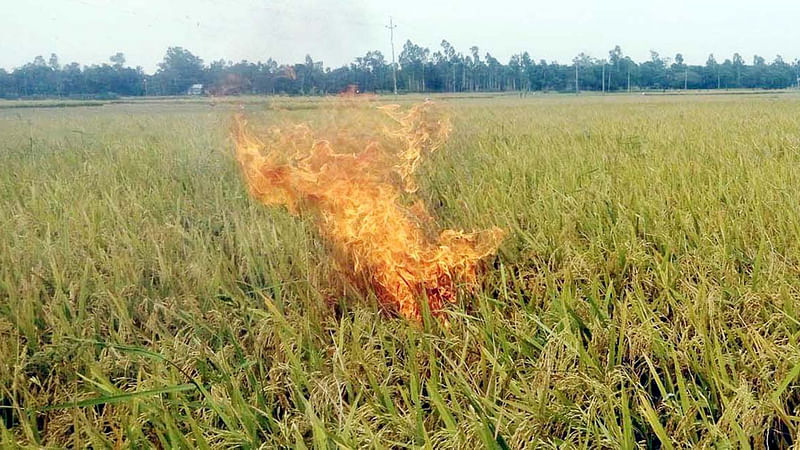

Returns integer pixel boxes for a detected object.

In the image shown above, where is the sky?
[1,0,799,73]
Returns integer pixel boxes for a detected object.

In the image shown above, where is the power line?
[386,16,398,95]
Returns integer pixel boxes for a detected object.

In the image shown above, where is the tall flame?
[232,101,504,322]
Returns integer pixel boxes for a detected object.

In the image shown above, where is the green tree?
[155,47,204,95]
[732,53,745,87]
[704,54,720,89]
[608,45,623,90]
[110,52,126,69]
[399,40,430,92]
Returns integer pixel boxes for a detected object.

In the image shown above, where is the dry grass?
[2,92,800,448]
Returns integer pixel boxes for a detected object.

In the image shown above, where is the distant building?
[187,84,203,95]
[339,84,360,96]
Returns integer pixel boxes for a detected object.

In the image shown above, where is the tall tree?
[705,54,720,89]
[608,45,623,90]
[109,52,126,69]
[155,47,204,95]
[732,53,745,87]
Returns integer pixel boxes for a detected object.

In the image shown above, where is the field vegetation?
[2,93,800,448]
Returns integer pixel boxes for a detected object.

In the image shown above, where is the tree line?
[1,43,799,98]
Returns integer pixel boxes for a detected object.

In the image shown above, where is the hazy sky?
[2,0,798,72]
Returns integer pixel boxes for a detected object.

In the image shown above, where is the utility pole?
[602,63,605,93]
[684,68,688,90]
[575,61,579,94]
[627,66,631,93]
[795,61,799,89]
[386,17,398,95]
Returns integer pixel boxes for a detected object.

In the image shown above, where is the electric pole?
[386,17,398,95]
[602,63,605,93]
[627,66,631,92]
[575,61,579,94]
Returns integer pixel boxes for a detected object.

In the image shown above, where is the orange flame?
[232,101,504,321]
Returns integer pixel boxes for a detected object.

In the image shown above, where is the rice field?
[2,92,800,448]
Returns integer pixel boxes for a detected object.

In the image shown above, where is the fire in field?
[232,101,504,321]
[5,94,800,448]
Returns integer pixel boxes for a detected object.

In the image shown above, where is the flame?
[232,101,504,322]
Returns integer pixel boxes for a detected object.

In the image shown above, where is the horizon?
[2,43,798,75]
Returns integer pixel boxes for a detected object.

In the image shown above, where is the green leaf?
[40,383,197,411]
[771,359,800,404]
[637,392,674,450]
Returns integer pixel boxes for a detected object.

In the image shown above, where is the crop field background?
[2,93,800,448]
